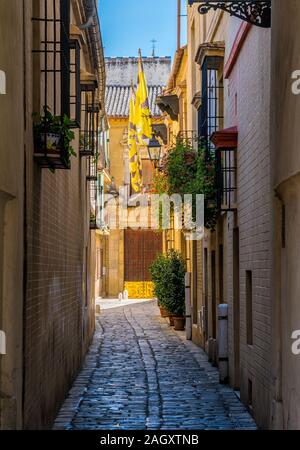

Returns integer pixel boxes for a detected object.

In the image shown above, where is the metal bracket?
[188,1,271,28]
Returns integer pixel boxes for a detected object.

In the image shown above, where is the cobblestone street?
[54,301,257,430]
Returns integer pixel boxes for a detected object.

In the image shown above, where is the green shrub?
[151,140,218,230]
[150,250,186,317]
[149,253,169,306]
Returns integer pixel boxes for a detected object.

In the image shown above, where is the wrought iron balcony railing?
[176,130,201,149]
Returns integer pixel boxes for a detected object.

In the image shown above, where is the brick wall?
[225,24,272,428]
[23,152,94,429]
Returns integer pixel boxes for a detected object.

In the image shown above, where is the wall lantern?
[147,137,162,169]
[188,1,271,28]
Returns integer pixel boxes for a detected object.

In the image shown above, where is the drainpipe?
[218,304,229,384]
[79,0,96,30]
[177,0,181,51]
[80,0,106,127]
[185,272,192,340]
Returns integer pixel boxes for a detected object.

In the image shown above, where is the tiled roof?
[105,56,171,118]
[106,85,164,118]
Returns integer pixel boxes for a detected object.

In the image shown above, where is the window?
[90,178,98,230]
[215,145,237,211]
[246,270,253,346]
[80,81,99,156]
[69,39,81,127]
[32,0,71,117]
[199,55,224,140]
[212,127,238,212]
[32,0,73,169]
[98,172,105,228]
[197,50,224,222]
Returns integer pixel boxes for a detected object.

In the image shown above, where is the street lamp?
[147,136,162,169]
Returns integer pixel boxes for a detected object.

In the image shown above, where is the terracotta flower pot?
[159,306,169,318]
[173,316,185,331]
[168,315,174,327]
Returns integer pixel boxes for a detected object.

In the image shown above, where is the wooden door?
[124,230,162,298]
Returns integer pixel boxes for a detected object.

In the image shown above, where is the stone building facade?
[104,56,171,299]
[0,0,106,429]
[270,0,300,430]
[185,3,272,429]
[151,0,300,430]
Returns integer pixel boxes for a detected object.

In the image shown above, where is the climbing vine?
[151,140,218,230]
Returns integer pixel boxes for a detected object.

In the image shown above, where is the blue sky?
[98,0,187,59]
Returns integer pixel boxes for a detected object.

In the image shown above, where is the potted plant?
[149,253,170,318]
[150,250,186,330]
[162,250,186,331]
[33,106,76,169]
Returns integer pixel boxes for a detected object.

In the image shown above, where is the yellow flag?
[135,51,152,146]
[128,87,143,192]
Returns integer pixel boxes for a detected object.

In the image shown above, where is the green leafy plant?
[33,105,76,159]
[152,140,218,229]
[151,170,169,195]
[150,250,186,317]
[79,132,91,152]
[149,253,169,306]
[90,210,96,222]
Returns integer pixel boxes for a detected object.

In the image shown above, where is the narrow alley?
[2,0,300,435]
[54,301,256,431]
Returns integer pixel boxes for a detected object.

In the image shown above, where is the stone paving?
[53,300,257,430]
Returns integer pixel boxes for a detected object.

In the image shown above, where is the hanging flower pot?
[33,106,76,170]
[40,132,61,151]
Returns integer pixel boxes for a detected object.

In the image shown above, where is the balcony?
[176,130,201,149]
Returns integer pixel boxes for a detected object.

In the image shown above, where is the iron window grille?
[98,130,107,170]
[215,147,237,211]
[69,39,81,127]
[199,55,224,225]
[80,82,99,157]
[199,56,224,141]
[90,179,98,229]
[87,154,98,182]
[32,0,73,170]
[90,174,105,230]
